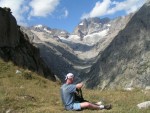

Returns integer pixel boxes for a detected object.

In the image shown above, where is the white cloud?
[90,0,111,17]
[29,0,60,17]
[0,0,61,26]
[81,0,146,19]
[81,0,111,19]
[0,0,28,25]
[107,0,146,15]
[64,9,69,17]
[56,8,69,19]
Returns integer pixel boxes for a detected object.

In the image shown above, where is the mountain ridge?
[86,1,150,89]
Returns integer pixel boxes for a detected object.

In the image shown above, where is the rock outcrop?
[0,7,55,80]
[137,101,150,109]
[0,7,19,47]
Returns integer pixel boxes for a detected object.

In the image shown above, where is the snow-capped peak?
[33,25,52,33]
[34,24,43,28]
[79,22,84,26]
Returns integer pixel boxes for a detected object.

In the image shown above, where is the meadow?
[0,59,149,113]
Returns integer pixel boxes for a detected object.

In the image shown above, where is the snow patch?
[82,29,109,45]
[59,29,109,46]
[59,35,81,44]
[59,37,69,41]
[68,35,81,40]
[61,31,65,34]
[34,24,43,28]
[79,22,84,26]
[107,24,111,27]
[44,28,51,33]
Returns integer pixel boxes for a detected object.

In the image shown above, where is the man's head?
[65,73,74,83]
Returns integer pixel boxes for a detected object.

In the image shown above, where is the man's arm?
[76,82,83,89]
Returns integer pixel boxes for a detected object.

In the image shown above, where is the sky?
[0,0,146,33]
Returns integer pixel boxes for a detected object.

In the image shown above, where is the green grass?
[0,58,150,113]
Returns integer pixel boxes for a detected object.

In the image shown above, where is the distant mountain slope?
[29,12,134,82]
[86,1,150,89]
[30,25,69,38]
[26,27,92,81]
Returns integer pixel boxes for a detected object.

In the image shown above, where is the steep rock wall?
[0,7,19,47]
[0,7,55,81]
[86,1,150,89]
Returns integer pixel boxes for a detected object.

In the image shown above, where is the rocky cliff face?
[0,7,55,81]
[86,1,150,89]
[72,17,110,39]
[0,7,19,47]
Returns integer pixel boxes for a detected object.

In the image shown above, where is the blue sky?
[0,0,146,33]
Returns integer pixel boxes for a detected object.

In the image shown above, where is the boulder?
[137,101,150,109]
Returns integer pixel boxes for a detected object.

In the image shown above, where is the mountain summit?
[73,17,110,39]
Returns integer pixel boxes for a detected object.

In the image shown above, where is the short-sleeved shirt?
[61,83,77,110]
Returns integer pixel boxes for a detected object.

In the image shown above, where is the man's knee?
[85,102,91,107]
[81,102,91,108]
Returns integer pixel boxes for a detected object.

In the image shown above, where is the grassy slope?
[0,58,150,113]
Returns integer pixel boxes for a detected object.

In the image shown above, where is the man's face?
[70,77,74,83]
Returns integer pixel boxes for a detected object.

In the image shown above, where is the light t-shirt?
[60,83,76,110]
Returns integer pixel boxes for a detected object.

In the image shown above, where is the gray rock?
[0,7,55,81]
[137,101,150,109]
[145,86,150,90]
[0,7,19,47]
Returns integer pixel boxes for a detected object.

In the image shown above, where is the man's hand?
[76,82,83,89]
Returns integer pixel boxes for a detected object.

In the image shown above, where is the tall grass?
[0,58,150,113]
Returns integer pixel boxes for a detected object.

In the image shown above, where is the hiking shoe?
[96,101,103,105]
[104,104,112,110]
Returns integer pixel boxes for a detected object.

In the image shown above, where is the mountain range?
[0,0,150,89]
[28,11,134,83]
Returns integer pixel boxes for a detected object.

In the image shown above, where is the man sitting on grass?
[60,73,112,111]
